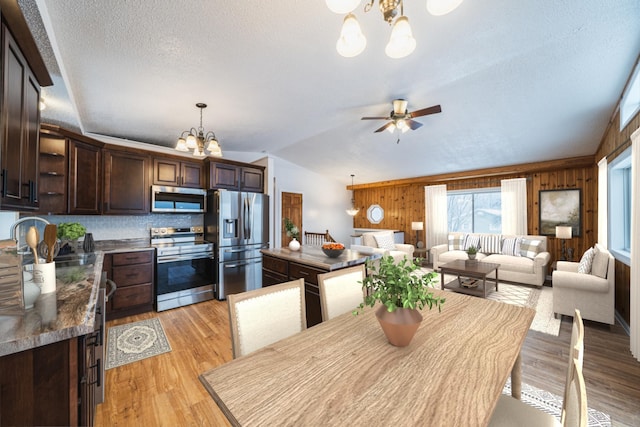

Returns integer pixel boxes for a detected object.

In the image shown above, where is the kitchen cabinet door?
[240,166,264,192]
[0,24,40,210]
[103,149,150,214]
[153,156,203,188]
[68,139,101,214]
[105,250,155,320]
[208,161,239,190]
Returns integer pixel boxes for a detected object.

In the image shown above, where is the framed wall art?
[539,189,581,236]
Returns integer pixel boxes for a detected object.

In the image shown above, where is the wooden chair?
[489,309,586,427]
[304,230,336,246]
[227,279,306,358]
[318,265,366,321]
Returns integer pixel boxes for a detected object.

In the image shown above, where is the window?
[620,61,640,130]
[447,188,502,233]
[608,147,631,265]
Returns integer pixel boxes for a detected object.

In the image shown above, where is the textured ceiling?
[23,0,640,185]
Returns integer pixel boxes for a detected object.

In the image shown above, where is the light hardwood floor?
[95,299,640,427]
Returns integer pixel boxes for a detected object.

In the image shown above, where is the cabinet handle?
[297,270,309,276]
[1,169,6,196]
[29,180,36,203]
[89,359,102,387]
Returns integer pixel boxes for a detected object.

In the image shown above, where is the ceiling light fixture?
[175,103,222,158]
[346,174,360,216]
[327,0,463,58]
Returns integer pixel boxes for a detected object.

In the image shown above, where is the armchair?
[350,231,414,264]
[552,243,615,325]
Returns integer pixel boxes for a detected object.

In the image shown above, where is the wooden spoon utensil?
[26,226,40,264]
[44,224,58,263]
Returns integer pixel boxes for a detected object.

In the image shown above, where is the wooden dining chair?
[318,265,366,321]
[227,279,306,358]
[489,309,586,427]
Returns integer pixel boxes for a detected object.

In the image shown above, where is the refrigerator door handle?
[223,259,261,269]
[244,196,252,241]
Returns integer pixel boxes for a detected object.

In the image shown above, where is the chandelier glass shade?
[346,174,360,216]
[327,0,463,58]
[175,103,222,158]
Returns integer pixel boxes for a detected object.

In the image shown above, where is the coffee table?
[439,259,500,298]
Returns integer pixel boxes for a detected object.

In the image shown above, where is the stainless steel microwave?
[151,185,206,213]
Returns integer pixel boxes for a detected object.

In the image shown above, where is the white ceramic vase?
[289,238,301,251]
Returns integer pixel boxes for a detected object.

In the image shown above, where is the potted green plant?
[283,218,300,251]
[466,244,479,260]
[357,256,445,347]
[57,222,86,254]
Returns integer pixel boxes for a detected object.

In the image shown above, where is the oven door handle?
[223,259,261,269]
[157,254,212,263]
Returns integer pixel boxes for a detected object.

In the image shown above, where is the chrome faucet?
[10,216,51,240]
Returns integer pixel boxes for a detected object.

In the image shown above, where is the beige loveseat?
[552,243,615,325]
[431,232,550,287]
[350,230,414,264]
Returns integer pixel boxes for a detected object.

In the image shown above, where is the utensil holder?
[28,261,57,294]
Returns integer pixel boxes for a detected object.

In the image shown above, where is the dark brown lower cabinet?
[0,337,87,426]
[262,255,330,328]
[104,250,155,320]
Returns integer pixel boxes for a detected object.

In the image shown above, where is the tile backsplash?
[37,214,203,241]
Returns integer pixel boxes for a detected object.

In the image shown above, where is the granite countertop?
[0,251,105,357]
[261,246,381,271]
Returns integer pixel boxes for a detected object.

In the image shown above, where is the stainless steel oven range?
[152,226,215,311]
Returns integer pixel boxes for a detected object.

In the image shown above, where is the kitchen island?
[261,246,380,327]
[0,251,106,426]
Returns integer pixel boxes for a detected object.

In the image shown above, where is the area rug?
[105,317,172,370]
[502,378,611,427]
[420,268,561,336]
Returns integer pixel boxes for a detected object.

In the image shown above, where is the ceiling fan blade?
[409,105,442,118]
[407,119,423,130]
[361,116,391,120]
[374,122,394,133]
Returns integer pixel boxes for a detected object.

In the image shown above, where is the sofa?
[552,243,615,325]
[431,232,550,287]
[350,230,414,264]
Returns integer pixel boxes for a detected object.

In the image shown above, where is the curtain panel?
[598,157,608,248]
[424,185,448,252]
[630,128,640,361]
[501,178,527,235]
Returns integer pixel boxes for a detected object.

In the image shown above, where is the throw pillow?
[373,233,396,250]
[448,234,465,251]
[590,246,609,279]
[519,238,542,259]
[479,235,502,254]
[463,234,481,251]
[578,247,596,274]
[501,237,521,257]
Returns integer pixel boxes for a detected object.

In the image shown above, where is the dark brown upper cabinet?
[103,147,150,214]
[152,156,204,188]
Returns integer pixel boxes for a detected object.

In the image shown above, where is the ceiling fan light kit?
[362,98,442,139]
[175,103,223,158]
[327,0,463,58]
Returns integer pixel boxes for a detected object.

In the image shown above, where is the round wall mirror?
[367,204,384,224]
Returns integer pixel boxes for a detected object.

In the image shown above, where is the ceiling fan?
[361,99,442,136]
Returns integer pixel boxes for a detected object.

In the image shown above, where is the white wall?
[0,211,19,239]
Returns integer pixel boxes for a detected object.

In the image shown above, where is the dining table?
[199,289,535,427]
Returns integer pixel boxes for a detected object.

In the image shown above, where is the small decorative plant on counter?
[283,218,299,240]
[356,255,445,347]
[57,222,86,255]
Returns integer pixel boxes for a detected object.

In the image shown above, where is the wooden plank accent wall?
[351,156,597,265]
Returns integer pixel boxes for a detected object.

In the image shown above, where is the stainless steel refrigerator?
[205,190,269,300]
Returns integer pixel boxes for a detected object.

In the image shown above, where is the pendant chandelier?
[175,103,222,158]
[346,174,360,216]
[326,0,464,59]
